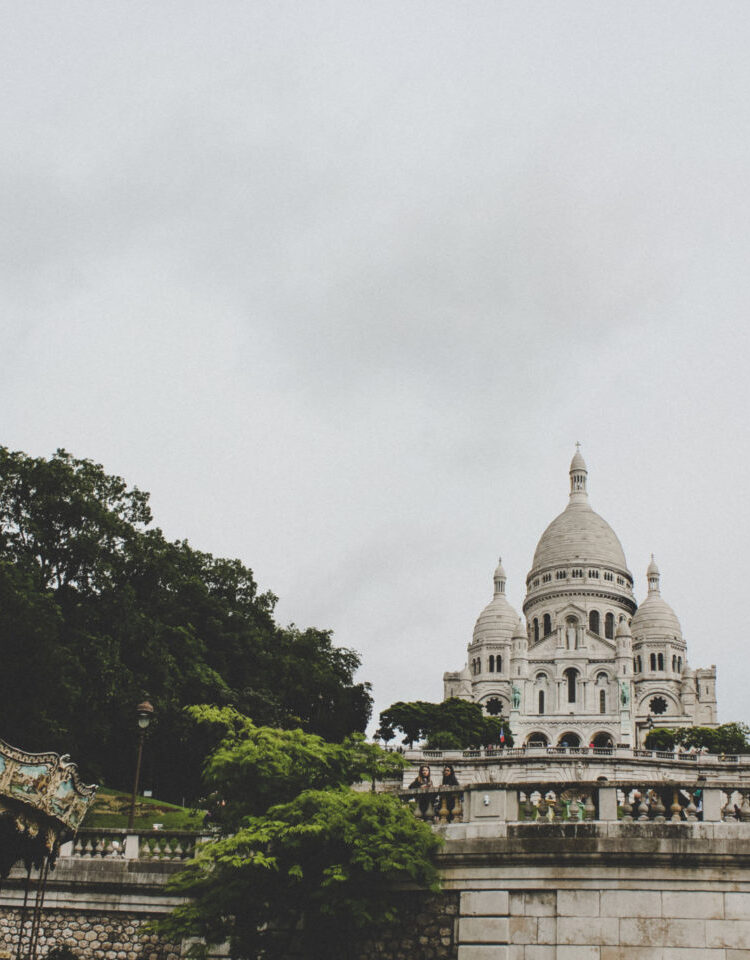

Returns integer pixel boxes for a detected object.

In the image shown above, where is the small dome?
[631,560,682,641]
[512,617,526,640]
[631,593,682,641]
[494,557,506,580]
[473,561,520,644]
[616,618,632,639]
[473,594,520,645]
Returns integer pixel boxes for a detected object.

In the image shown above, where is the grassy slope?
[82,786,205,830]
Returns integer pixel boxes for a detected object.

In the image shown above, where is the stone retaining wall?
[358,892,459,960]
[0,910,179,960]
[2,822,750,959]
[443,825,750,958]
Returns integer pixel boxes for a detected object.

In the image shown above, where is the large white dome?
[529,448,629,574]
[532,499,628,571]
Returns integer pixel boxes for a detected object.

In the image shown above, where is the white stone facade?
[443,449,718,747]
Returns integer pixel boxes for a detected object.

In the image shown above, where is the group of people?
[408,763,459,789]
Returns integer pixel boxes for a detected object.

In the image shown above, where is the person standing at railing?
[441,765,459,787]
[439,764,460,819]
[408,765,433,789]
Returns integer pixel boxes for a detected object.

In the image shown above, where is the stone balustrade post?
[124,834,140,859]
[701,788,722,821]
[597,786,618,820]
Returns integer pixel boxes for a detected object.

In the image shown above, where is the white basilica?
[443,448,718,748]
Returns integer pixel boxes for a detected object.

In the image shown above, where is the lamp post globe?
[136,700,154,730]
[128,700,155,830]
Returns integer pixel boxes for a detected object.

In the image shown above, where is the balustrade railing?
[72,831,127,858]
[518,786,597,821]
[401,785,464,824]
[406,745,749,763]
[138,833,197,860]
[618,785,701,821]
[64,829,201,861]
[720,790,750,820]
[399,780,750,827]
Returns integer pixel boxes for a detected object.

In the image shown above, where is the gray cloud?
[2,1,750,727]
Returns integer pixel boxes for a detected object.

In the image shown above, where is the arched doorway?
[592,732,614,748]
[558,732,580,748]
[526,732,548,747]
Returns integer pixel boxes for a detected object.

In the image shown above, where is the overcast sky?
[3,2,750,731]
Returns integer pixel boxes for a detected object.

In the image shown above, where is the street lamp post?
[127,701,154,830]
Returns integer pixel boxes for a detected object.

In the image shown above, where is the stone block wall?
[0,909,180,960]
[456,887,750,958]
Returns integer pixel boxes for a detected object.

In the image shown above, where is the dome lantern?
[647,555,660,593]
[494,557,507,595]
[569,442,588,500]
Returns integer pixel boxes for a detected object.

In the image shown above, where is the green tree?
[0,447,372,801]
[379,698,513,749]
[158,708,441,960]
[645,723,750,754]
[644,727,682,750]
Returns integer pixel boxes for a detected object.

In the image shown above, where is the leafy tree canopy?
[378,698,513,749]
[645,723,750,754]
[0,447,372,801]
[159,708,440,960]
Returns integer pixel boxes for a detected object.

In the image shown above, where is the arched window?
[672,655,676,671]
[658,653,664,670]
[637,655,643,672]
[589,610,600,634]
[633,656,638,672]
[564,668,578,703]
[543,613,551,636]
[599,689,606,714]
[533,618,539,643]
[538,690,545,714]
[496,654,502,673]
[650,653,656,671]
[677,656,682,672]
[527,732,548,746]
[605,612,615,639]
